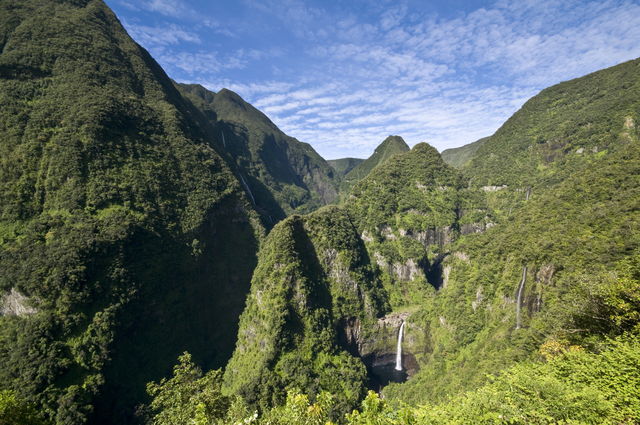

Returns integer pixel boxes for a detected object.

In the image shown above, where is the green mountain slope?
[340,135,410,194]
[464,58,640,188]
[0,1,263,423]
[384,138,640,404]
[222,58,640,422]
[223,206,389,416]
[440,136,488,168]
[177,83,339,222]
[327,157,364,177]
[346,143,488,306]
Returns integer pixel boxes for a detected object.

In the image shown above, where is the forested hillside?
[327,158,364,178]
[0,1,638,424]
[339,135,409,195]
[177,83,339,223]
[441,136,488,168]
[0,1,263,423]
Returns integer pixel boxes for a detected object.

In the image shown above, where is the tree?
[146,353,230,425]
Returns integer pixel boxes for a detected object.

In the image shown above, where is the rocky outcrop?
[0,288,37,316]
[342,312,426,379]
[391,259,424,281]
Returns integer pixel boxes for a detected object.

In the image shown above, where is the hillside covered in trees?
[0,1,639,424]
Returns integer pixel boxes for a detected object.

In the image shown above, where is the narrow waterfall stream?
[515,266,527,329]
[395,322,405,371]
[221,130,226,148]
[239,174,256,205]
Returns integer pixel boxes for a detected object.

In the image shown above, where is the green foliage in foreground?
[146,335,640,425]
[0,390,47,425]
[145,353,230,425]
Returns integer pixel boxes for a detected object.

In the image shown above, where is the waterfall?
[395,321,405,371]
[221,131,226,148]
[239,174,256,205]
[515,266,527,329]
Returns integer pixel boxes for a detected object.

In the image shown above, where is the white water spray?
[395,321,405,371]
[515,266,527,329]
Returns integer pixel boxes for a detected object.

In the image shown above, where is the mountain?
[0,1,263,423]
[216,59,640,423]
[223,206,389,416]
[1,0,639,423]
[462,58,640,189]
[327,157,364,177]
[378,59,640,405]
[177,83,339,223]
[440,136,488,168]
[346,143,488,305]
[339,135,409,194]
[384,137,640,406]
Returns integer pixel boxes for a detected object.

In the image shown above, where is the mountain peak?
[376,135,410,153]
[340,135,410,193]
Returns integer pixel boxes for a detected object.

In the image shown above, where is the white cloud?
[115,0,640,159]
[122,21,200,46]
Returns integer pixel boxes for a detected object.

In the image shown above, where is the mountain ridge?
[177,83,339,223]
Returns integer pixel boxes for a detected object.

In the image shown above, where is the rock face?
[342,312,425,382]
[0,288,37,316]
[346,143,488,303]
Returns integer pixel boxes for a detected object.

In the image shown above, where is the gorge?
[0,1,639,424]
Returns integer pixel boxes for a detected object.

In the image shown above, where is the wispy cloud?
[122,21,200,46]
[108,0,640,159]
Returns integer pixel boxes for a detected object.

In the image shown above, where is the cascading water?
[515,266,527,329]
[395,321,405,371]
[239,174,256,205]
[221,130,226,148]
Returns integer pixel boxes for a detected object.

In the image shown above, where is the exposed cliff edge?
[346,143,489,306]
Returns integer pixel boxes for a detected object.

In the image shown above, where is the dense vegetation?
[0,1,262,423]
[223,206,389,418]
[463,58,640,188]
[440,136,488,168]
[339,135,409,195]
[178,83,339,223]
[327,158,364,178]
[346,143,487,306]
[0,1,638,424]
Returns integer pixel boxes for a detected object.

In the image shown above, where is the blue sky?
[106,0,640,159]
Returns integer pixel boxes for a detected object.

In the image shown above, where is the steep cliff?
[0,1,263,423]
[382,63,640,405]
[223,206,388,415]
[346,143,488,307]
[177,83,340,222]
